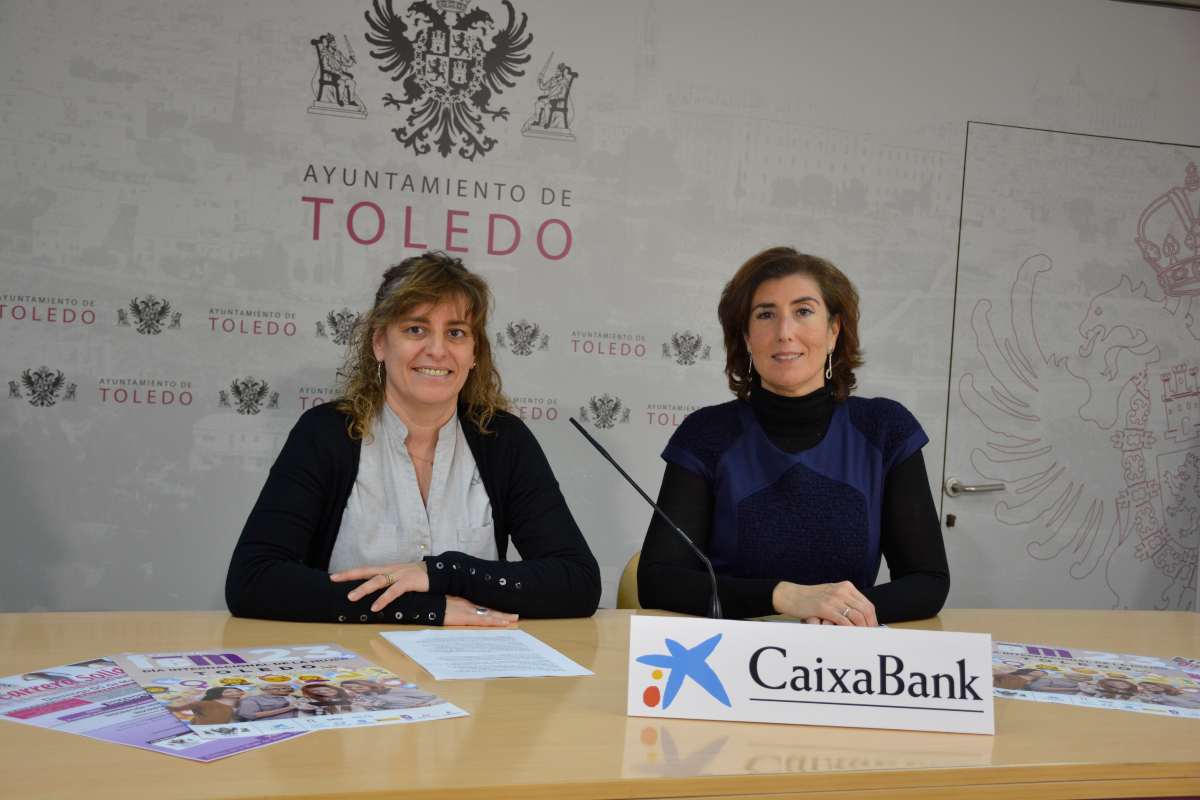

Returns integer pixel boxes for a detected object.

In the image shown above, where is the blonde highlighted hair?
[336,252,507,439]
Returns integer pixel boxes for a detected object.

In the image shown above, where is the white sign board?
[628,616,993,735]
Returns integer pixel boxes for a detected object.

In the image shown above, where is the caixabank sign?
[628,616,994,735]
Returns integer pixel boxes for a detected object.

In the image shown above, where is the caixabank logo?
[636,634,731,711]
[364,0,533,160]
[630,619,993,733]
[746,648,985,705]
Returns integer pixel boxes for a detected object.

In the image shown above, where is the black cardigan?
[225,402,601,624]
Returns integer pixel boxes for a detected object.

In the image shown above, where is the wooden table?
[0,609,1197,799]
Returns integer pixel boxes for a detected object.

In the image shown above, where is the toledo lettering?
[0,295,95,325]
[510,396,559,422]
[98,378,192,406]
[298,387,338,410]
[749,647,984,703]
[209,308,296,336]
[646,403,699,427]
[571,331,647,359]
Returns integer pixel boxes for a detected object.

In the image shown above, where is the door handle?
[943,478,1006,498]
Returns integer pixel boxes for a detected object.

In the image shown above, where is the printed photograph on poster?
[992,642,1200,717]
[0,658,299,761]
[113,643,466,739]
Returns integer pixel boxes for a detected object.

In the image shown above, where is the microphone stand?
[569,418,722,619]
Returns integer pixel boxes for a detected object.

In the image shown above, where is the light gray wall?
[1,0,1197,611]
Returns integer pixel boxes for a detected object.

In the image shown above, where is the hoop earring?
[746,352,755,380]
[376,360,384,385]
[825,352,833,381]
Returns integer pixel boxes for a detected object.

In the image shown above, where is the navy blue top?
[662,396,928,594]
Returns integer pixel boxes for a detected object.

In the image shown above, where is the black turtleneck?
[637,384,949,623]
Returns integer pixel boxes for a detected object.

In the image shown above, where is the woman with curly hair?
[637,247,948,625]
[226,252,600,626]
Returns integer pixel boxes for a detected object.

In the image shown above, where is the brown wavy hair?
[336,252,507,439]
[717,246,863,402]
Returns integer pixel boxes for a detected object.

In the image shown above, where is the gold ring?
[384,573,398,587]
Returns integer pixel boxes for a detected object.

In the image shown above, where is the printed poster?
[992,641,1200,718]
[114,643,466,739]
[0,657,298,760]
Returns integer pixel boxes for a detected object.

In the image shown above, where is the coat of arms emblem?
[316,308,361,346]
[15,366,77,407]
[220,377,279,415]
[496,319,548,356]
[663,331,711,366]
[579,393,631,429]
[118,295,180,335]
[364,0,533,160]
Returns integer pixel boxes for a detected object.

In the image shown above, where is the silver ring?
[842,607,852,618]
[475,606,489,616]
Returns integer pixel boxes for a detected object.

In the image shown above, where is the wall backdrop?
[1,0,1197,612]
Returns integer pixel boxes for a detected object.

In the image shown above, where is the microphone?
[568,417,722,619]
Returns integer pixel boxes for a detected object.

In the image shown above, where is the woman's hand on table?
[772,580,877,627]
[331,561,431,612]
[443,595,518,627]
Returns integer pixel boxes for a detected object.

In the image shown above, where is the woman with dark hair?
[637,246,949,625]
[225,252,601,626]
[298,684,354,716]
[992,668,1049,691]
[168,686,245,725]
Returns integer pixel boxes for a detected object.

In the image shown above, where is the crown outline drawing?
[1135,161,1200,298]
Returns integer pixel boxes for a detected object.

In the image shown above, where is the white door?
[943,123,1199,610]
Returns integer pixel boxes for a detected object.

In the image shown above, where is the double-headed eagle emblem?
[221,377,278,415]
[317,308,360,346]
[125,295,174,335]
[497,319,548,356]
[364,0,533,160]
[20,366,69,407]
[580,394,630,430]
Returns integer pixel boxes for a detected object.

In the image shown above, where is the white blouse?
[329,405,496,572]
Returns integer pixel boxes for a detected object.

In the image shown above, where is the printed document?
[381,629,592,680]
